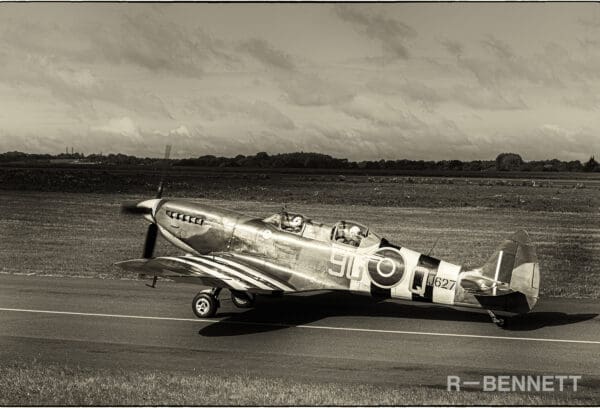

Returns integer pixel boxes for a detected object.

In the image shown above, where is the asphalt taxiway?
[1,274,599,389]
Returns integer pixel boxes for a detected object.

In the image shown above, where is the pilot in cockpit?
[335,223,364,247]
[281,212,304,233]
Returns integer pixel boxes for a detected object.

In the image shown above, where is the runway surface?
[1,274,599,390]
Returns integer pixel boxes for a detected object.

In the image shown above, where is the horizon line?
[0,150,593,164]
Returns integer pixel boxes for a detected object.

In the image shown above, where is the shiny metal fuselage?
[142,199,538,315]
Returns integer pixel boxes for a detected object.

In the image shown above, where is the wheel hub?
[196,298,210,315]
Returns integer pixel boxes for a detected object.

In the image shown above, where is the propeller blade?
[121,201,152,215]
[143,223,158,259]
[156,144,172,199]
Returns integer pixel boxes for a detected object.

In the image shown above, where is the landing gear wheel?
[192,292,219,318]
[231,290,256,308]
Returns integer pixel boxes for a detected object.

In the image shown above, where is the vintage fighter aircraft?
[118,167,540,328]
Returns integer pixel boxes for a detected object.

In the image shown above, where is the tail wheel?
[494,317,509,328]
[231,291,256,308]
[192,292,219,318]
[488,310,509,328]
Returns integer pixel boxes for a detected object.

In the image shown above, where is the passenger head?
[291,216,303,227]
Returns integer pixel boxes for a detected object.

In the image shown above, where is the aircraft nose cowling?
[137,199,161,215]
[121,198,162,222]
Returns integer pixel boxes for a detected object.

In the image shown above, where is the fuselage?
[142,198,518,312]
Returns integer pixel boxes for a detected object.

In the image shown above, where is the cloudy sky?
[1,3,600,160]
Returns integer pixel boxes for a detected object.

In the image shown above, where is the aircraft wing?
[115,254,296,294]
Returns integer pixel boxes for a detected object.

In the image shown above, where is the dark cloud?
[451,85,528,110]
[0,10,241,79]
[85,13,235,77]
[457,36,569,88]
[366,78,527,111]
[334,5,416,60]
[0,54,171,118]
[460,55,538,88]
[439,38,464,58]
[339,96,425,129]
[0,16,79,62]
[185,96,295,130]
[578,37,600,51]
[238,38,296,71]
[481,35,515,60]
[325,94,483,159]
[396,81,443,110]
[280,73,355,107]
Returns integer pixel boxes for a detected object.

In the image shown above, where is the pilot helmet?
[349,225,361,237]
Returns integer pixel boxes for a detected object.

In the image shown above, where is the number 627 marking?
[433,277,456,290]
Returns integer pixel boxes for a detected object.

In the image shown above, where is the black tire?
[231,291,256,308]
[192,293,218,318]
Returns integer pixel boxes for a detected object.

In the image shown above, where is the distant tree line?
[176,152,599,172]
[1,150,598,172]
[0,151,83,162]
[0,151,166,166]
[495,152,597,172]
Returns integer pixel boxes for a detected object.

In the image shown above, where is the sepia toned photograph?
[0,2,598,406]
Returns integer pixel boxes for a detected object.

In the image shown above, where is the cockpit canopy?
[262,213,381,248]
[263,212,306,234]
[332,220,369,247]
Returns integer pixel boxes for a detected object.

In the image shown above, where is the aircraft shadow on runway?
[198,291,598,336]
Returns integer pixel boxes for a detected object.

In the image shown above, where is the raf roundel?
[368,248,406,288]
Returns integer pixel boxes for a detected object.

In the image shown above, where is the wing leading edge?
[115,254,296,294]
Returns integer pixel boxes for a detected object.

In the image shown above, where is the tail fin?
[461,230,540,313]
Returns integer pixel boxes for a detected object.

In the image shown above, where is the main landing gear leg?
[192,288,221,318]
[487,310,508,328]
[230,290,256,309]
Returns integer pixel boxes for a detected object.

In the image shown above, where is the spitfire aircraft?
[118,163,540,328]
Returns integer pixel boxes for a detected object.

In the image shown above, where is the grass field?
[1,166,599,211]
[0,185,598,298]
[1,360,596,406]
